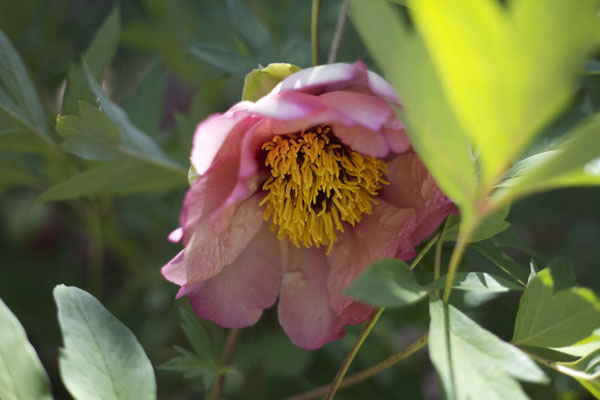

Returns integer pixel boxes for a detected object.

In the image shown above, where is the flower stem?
[327,0,349,64]
[410,230,441,271]
[285,332,429,400]
[323,231,440,400]
[311,0,322,66]
[442,219,478,302]
[208,328,242,400]
[325,307,385,399]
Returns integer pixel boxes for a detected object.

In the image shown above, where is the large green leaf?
[442,204,510,243]
[226,0,274,60]
[82,62,184,172]
[0,298,52,400]
[470,240,529,287]
[429,299,547,400]
[512,264,600,348]
[37,159,185,202]
[427,272,523,293]
[54,285,156,400]
[349,0,477,216]
[0,30,52,147]
[346,259,427,307]
[494,113,600,204]
[189,44,258,77]
[410,0,600,187]
[62,6,121,115]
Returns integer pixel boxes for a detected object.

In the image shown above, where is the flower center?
[259,125,388,253]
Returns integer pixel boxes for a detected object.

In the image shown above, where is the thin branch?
[325,307,385,399]
[410,230,441,271]
[327,0,350,64]
[284,332,429,400]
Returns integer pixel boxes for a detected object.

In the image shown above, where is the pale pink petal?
[181,154,240,243]
[178,226,281,328]
[336,302,375,329]
[272,63,359,95]
[250,92,325,120]
[278,243,341,350]
[319,91,391,131]
[161,250,185,285]
[382,118,411,154]
[367,70,400,103]
[326,200,417,313]
[190,103,254,175]
[166,194,265,286]
[168,228,183,243]
[330,122,389,158]
[380,153,456,251]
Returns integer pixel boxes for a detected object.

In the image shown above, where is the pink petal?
[277,244,341,350]
[168,227,183,243]
[272,63,359,95]
[319,91,391,131]
[336,302,375,329]
[330,123,389,158]
[380,153,456,251]
[326,200,417,313]
[181,154,241,242]
[250,92,325,120]
[366,70,400,103]
[382,118,411,154]
[190,103,255,175]
[164,193,265,286]
[178,226,281,328]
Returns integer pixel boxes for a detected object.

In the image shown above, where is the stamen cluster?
[260,125,388,253]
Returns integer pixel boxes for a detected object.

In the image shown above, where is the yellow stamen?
[259,125,388,253]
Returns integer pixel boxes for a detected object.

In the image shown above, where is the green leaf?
[81,62,186,174]
[410,0,600,187]
[495,113,600,204]
[349,0,477,216]
[56,102,120,161]
[429,299,548,400]
[471,240,529,286]
[189,44,257,77]
[226,0,273,59]
[178,308,220,368]
[512,264,600,348]
[242,63,301,102]
[559,349,600,380]
[0,30,53,147]
[37,159,185,202]
[577,378,600,399]
[123,65,165,135]
[346,259,427,307]
[54,285,156,400]
[427,272,524,293]
[443,204,510,243]
[0,298,52,400]
[62,6,121,115]
[233,332,311,377]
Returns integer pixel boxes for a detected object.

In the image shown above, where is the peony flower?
[162,61,455,350]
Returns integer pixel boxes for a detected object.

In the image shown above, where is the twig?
[324,307,385,399]
[284,332,429,400]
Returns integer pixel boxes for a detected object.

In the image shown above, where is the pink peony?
[162,61,455,350]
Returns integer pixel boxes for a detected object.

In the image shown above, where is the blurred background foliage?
[0,0,599,399]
